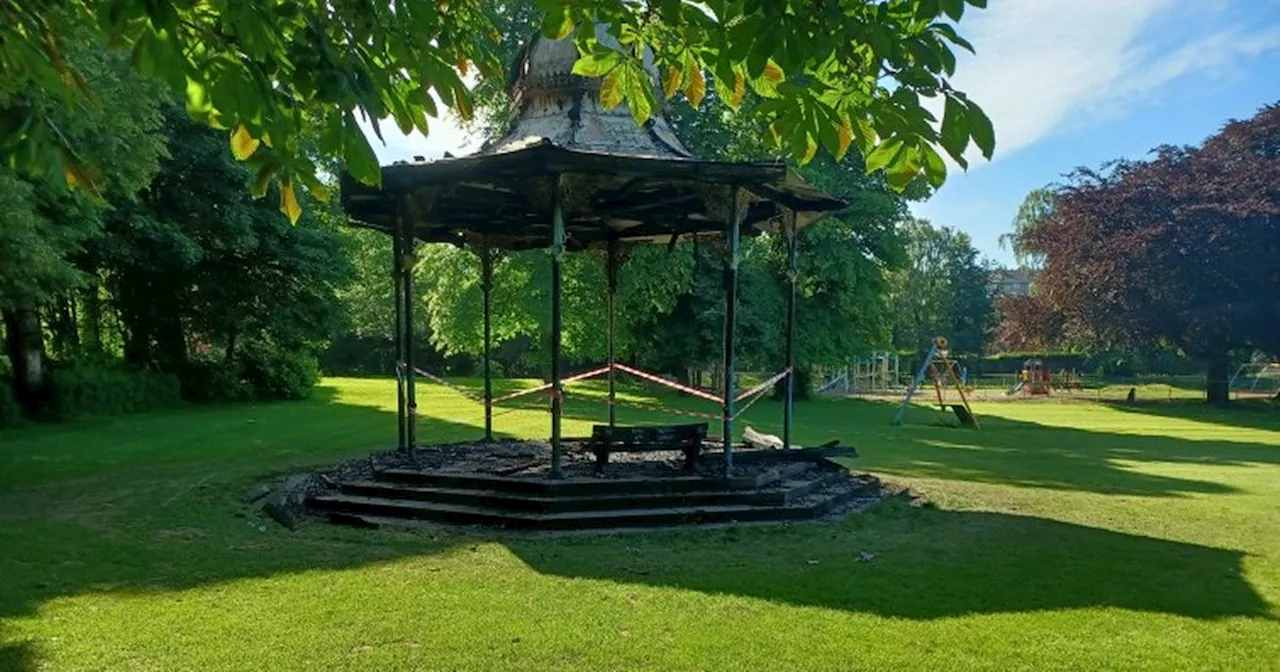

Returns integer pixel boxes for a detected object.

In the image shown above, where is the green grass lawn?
[2,377,1278,670]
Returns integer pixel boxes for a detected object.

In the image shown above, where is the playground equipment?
[815,351,902,395]
[1010,358,1052,396]
[892,337,978,428]
[851,350,902,393]
[1229,362,1280,397]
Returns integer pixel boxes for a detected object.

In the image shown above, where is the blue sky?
[911,0,1280,265]
[363,0,1280,265]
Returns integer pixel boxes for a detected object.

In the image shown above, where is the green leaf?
[343,114,380,186]
[542,6,574,39]
[920,143,947,188]
[622,64,654,125]
[965,100,995,159]
[939,96,969,163]
[865,138,905,174]
[885,145,922,191]
[934,23,975,53]
[572,50,620,77]
[941,0,965,21]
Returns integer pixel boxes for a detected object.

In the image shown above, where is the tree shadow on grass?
[0,380,1274,668]
[0,642,36,672]
[508,502,1272,621]
[1101,399,1280,433]
[550,395,1280,498]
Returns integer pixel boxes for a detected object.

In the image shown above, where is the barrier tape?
[407,363,611,407]
[489,365,611,403]
[410,365,488,404]
[734,368,791,403]
[612,363,725,404]
[594,395,722,421]
[731,387,772,421]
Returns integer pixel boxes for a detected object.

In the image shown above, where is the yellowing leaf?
[600,71,624,109]
[452,88,473,121]
[683,64,706,109]
[230,125,260,161]
[253,163,276,198]
[836,118,854,161]
[456,58,469,77]
[727,68,745,110]
[763,60,784,83]
[661,64,682,100]
[307,183,331,203]
[801,134,818,164]
[280,180,302,224]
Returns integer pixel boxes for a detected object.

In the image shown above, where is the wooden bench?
[586,423,708,472]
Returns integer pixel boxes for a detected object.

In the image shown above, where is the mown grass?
[1,377,1278,670]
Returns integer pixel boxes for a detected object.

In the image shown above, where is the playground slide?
[1006,381,1024,396]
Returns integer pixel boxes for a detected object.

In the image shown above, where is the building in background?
[990,268,1036,297]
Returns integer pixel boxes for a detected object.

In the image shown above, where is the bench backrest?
[589,423,708,449]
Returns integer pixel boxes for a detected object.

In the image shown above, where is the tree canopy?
[888,218,994,355]
[3,0,996,220]
[1026,103,1280,403]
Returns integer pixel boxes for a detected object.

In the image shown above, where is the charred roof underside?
[340,25,846,251]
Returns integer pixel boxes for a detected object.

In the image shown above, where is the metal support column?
[721,189,743,474]
[393,218,407,452]
[481,240,494,442]
[783,210,798,451]
[401,215,418,453]
[606,238,619,430]
[549,182,566,478]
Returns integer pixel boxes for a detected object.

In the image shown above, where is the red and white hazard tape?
[490,365,611,403]
[591,395,722,421]
[733,368,792,403]
[611,362,725,404]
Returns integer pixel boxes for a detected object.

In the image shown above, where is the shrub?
[181,356,253,403]
[44,365,183,420]
[238,341,320,401]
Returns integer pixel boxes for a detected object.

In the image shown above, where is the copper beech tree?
[1026,104,1280,404]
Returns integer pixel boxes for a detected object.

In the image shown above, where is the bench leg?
[594,450,608,473]
[683,449,697,471]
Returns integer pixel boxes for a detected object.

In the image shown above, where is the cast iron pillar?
[783,210,798,451]
[401,213,418,453]
[721,188,743,474]
[480,240,494,442]
[393,217,407,452]
[549,181,566,478]
[606,237,620,430]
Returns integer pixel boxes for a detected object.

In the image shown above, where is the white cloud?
[945,0,1280,167]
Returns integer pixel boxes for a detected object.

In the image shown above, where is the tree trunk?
[83,283,103,354]
[1205,352,1231,406]
[3,308,49,415]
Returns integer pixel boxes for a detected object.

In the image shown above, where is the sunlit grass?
[1,378,1278,670]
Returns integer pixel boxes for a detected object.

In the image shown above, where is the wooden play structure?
[892,337,978,428]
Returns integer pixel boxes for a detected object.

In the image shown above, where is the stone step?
[374,465,808,496]
[310,493,833,531]
[338,480,790,513]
